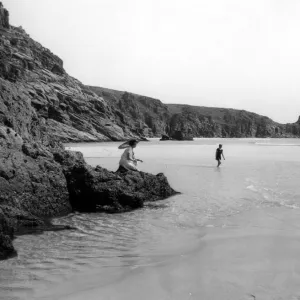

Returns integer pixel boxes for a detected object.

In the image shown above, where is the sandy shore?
[34,206,300,300]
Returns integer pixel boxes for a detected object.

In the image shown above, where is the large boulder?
[171,130,194,141]
[54,150,178,213]
[160,134,171,141]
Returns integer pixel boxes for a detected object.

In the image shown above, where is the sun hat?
[118,139,139,149]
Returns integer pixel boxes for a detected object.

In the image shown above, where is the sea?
[1,138,300,300]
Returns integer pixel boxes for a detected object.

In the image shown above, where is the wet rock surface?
[0,125,177,259]
[54,150,178,213]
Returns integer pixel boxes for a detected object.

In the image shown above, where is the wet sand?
[3,139,300,300]
[37,206,300,300]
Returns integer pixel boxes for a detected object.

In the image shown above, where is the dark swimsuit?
[216,148,223,160]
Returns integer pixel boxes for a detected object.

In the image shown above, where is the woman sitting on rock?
[117,139,143,172]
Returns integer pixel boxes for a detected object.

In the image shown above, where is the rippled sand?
[35,207,300,300]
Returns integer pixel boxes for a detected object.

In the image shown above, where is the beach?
[1,138,300,300]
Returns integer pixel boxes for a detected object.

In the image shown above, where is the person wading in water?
[117,139,143,172]
[215,144,225,167]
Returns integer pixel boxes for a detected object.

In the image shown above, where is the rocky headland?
[89,86,300,139]
[0,3,177,260]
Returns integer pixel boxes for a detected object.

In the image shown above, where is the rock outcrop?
[0,210,15,260]
[1,7,298,143]
[167,104,300,138]
[89,87,170,138]
[53,150,177,213]
[90,86,300,139]
[0,3,177,259]
[0,2,9,29]
[160,134,171,141]
[0,128,177,259]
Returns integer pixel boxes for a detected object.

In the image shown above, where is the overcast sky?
[5,0,300,123]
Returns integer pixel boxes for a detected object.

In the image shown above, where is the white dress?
[119,147,138,171]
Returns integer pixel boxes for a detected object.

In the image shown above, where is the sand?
[35,206,300,300]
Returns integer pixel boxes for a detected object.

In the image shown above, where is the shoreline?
[64,136,300,145]
[27,206,300,300]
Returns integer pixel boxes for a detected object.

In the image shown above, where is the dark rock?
[167,104,300,138]
[0,210,16,260]
[0,0,299,144]
[171,130,194,141]
[55,150,178,213]
[0,2,9,29]
[160,134,171,141]
[0,126,72,218]
[0,233,15,260]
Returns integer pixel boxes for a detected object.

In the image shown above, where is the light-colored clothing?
[119,147,138,171]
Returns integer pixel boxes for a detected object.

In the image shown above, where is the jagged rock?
[0,2,300,143]
[0,2,9,29]
[160,134,171,141]
[167,104,300,138]
[0,126,71,218]
[54,150,178,213]
[171,130,194,141]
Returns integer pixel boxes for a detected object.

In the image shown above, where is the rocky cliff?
[89,85,300,139]
[167,104,300,138]
[0,3,176,260]
[1,3,298,142]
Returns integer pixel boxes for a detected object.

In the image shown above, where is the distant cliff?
[0,2,299,142]
[166,104,300,138]
[90,86,300,139]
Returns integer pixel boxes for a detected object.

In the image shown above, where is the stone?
[54,149,178,213]
[171,130,194,141]
[160,134,171,141]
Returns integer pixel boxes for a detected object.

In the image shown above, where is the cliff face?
[0,3,177,260]
[167,104,300,138]
[0,18,135,143]
[1,4,299,141]
[89,86,170,137]
[0,2,9,29]
[89,85,300,139]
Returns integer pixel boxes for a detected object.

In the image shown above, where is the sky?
[4,0,300,123]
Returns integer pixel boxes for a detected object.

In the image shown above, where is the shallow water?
[1,138,300,300]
